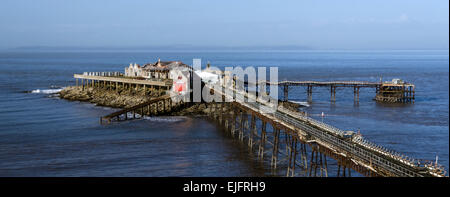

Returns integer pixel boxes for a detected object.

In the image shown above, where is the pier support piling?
[283,85,289,102]
[258,121,267,160]
[271,128,280,168]
[307,85,312,102]
[330,85,336,102]
[354,86,360,103]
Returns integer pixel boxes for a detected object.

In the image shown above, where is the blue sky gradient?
[0,0,448,50]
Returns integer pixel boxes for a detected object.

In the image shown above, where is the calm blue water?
[0,50,448,176]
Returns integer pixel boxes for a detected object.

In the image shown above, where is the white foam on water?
[143,116,186,122]
[288,100,310,107]
[121,112,140,119]
[31,87,64,94]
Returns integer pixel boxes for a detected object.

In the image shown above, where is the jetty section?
[248,79,415,103]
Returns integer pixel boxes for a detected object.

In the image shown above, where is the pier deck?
[270,80,382,87]
[245,80,414,103]
[74,74,173,87]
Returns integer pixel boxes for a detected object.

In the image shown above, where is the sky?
[0,0,448,50]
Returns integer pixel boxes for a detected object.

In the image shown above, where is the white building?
[124,59,192,94]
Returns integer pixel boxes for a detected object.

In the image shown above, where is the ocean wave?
[31,87,64,94]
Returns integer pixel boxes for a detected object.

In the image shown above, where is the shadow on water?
[374,102,415,108]
[210,120,272,177]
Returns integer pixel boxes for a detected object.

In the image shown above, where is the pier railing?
[245,80,382,86]
[83,71,122,77]
[243,79,414,103]
[74,74,173,87]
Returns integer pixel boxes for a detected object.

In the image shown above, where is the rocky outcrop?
[171,103,211,116]
[59,86,165,108]
[59,86,304,116]
[58,86,229,116]
[279,101,303,113]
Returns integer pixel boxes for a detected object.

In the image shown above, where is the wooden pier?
[99,95,188,124]
[77,72,440,177]
[202,83,445,177]
[275,81,380,103]
[247,80,415,103]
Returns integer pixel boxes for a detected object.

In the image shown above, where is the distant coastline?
[5,45,314,52]
[3,45,448,53]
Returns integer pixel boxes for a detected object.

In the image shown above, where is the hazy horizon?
[1,0,448,50]
[4,45,450,52]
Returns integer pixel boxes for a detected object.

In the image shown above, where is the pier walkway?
[246,80,414,103]
[100,95,187,124]
[205,83,444,177]
[74,74,172,90]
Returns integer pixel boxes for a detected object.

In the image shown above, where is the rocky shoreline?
[58,86,305,116]
[59,86,165,108]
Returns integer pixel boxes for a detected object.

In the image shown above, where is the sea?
[0,50,448,176]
